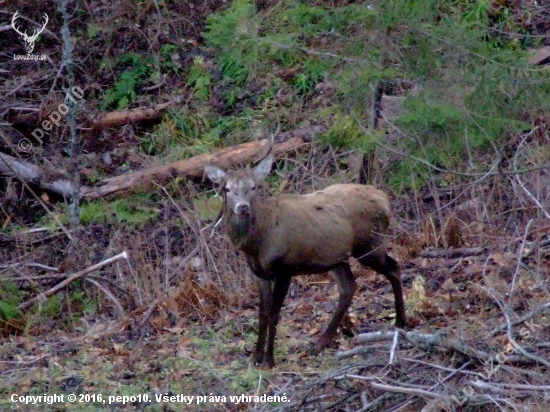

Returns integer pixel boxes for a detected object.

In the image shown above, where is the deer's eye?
[251,185,256,191]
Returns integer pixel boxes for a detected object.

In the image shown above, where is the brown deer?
[204,147,406,368]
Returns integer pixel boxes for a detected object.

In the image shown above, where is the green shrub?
[0,281,21,321]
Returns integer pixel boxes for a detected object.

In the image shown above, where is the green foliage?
[159,44,181,74]
[193,196,222,222]
[199,0,547,192]
[79,199,158,226]
[111,199,158,225]
[82,298,97,314]
[288,2,376,36]
[187,57,211,99]
[0,281,21,320]
[203,0,377,96]
[461,0,492,26]
[291,58,329,94]
[204,0,256,84]
[43,294,63,316]
[398,98,464,132]
[145,108,256,159]
[101,53,152,110]
[87,25,101,39]
[79,201,109,224]
[321,112,372,152]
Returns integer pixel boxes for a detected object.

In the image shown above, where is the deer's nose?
[235,203,250,215]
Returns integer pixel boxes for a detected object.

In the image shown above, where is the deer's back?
[252,184,391,275]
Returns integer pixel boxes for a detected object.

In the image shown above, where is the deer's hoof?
[252,351,264,365]
[263,356,275,368]
[251,352,275,368]
[312,337,331,355]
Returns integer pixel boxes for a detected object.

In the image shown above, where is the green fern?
[159,44,181,74]
[101,53,152,110]
[187,57,211,99]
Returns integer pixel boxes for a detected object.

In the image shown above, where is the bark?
[93,102,172,128]
[1,125,323,200]
[0,152,75,197]
[81,135,310,199]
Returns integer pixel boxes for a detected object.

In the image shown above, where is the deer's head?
[204,154,273,216]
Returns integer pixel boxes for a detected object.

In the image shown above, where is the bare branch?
[369,382,445,399]
[18,252,129,311]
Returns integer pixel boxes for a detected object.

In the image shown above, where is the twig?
[419,247,486,259]
[388,329,399,365]
[0,263,59,271]
[355,330,530,365]
[0,152,73,240]
[84,277,124,316]
[513,131,550,220]
[354,330,397,343]
[480,284,550,368]
[369,382,445,399]
[401,357,477,376]
[354,393,391,412]
[509,219,533,303]
[137,299,158,329]
[337,344,395,359]
[6,274,67,281]
[56,0,81,229]
[470,381,550,392]
[18,252,128,310]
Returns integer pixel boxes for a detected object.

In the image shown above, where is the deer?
[204,141,406,368]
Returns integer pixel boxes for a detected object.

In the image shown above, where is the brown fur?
[226,184,392,276]
[205,158,407,368]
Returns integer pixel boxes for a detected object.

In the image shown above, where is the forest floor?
[1,1,550,411]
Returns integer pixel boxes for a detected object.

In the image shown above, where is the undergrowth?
[200,0,548,190]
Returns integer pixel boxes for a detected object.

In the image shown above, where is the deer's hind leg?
[356,249,406,328]
[314,262,357,354]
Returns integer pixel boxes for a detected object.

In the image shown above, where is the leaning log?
[81,135,310,199]
[1,125,323,200]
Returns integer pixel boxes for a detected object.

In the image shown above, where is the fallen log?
[93,102,172,128]
[1,125,322,200]
[0,152,75,198]
[81,125,323,199]
[9,102,172,133]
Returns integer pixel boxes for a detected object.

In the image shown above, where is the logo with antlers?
[11,11,49,54]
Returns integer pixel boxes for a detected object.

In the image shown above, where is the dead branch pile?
[266,245,550,412]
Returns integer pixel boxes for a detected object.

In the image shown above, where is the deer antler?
[255,123,280,165]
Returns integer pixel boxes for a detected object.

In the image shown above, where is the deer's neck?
[223,198,267,253]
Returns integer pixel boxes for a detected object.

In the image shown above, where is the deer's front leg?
[253,278,272,365]
[264,275,291,368]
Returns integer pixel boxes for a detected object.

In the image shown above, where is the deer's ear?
[253,154,273,181]
[204,163,226,184]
